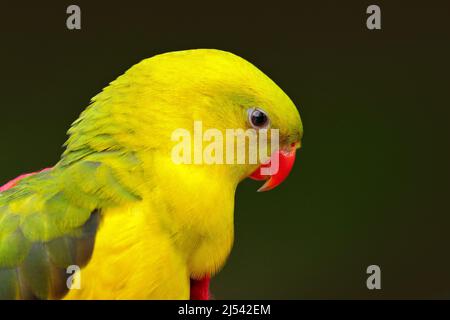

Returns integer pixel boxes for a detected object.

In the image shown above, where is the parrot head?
[65,49,303,192]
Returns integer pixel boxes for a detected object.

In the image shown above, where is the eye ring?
[248,108,270,129]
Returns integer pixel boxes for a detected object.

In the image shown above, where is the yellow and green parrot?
[0,49,303,299]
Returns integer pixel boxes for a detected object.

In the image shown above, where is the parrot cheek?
[249,145,297,192]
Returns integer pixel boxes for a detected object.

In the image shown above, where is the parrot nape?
[0,49,303,299]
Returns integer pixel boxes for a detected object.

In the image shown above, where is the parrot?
[0,49,303,300]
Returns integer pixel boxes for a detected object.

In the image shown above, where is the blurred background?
[0,1,449,299]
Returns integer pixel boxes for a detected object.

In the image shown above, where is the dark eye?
[248,108,269,129]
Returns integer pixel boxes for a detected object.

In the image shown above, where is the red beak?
[249,145,297,192]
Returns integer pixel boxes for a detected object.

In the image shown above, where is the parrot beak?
[249,144,297,192]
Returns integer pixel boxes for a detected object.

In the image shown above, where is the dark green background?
[1,1,449,299]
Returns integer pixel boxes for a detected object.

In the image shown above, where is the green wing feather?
[0,153,141,299]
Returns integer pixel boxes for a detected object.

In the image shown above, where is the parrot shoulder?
[0,155,141,299]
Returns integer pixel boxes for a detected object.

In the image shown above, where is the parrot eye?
[248,108,269,129]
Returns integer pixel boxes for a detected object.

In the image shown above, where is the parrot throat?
[190,276,211,300]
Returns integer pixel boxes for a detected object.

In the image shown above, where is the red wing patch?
[0,168,51,192]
